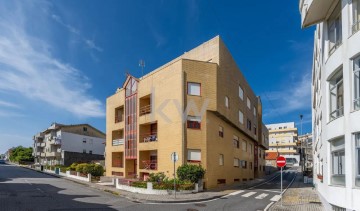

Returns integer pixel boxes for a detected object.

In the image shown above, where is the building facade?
[33,123,106,166]
[106,36,269,189]
[298,133,313,173]
[300,0,360,210]
[265,122,299,166]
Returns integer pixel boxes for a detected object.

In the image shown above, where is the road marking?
[242,192,256,197]
[229,190,245,196]
[24,179,32,186]
[264,202,274,211]
[255,193,268,199]
[270,195,281,202]
[36,188,45,193]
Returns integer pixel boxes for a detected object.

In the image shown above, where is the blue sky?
[0,0,314,153]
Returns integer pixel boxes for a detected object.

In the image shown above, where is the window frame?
[219,126,224,138]
[355,133,360,187]
[239,110,244,124]
[187,116,201,129]
[219,154,224,166]
[239,86,244,100]
[225,96,229,108]
[352,0,360,35]
[327,2,342,55]
[353,56,360,111]
[329,69,344,121]
[187,149,201,163]
[247,97,251,109]
[330,137,345,186]
[187,82,201,96]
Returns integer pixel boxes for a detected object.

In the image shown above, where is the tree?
[9,146,34,162]
[177,164,205,183]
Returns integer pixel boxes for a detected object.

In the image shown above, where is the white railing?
[330,107,344,121]
[354,98,360,111]
[352,20,360,35]
[112,139,124,146]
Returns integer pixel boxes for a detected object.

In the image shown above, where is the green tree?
[9,146,34,162]
[177,164,205,183]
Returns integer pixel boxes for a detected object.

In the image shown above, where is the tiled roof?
[265,152,279,160]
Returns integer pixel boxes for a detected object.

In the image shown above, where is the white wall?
[60,132,105,155]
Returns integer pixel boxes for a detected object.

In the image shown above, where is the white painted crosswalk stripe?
[241,192,256,197]
[255,193,268,199]
[229,190,245,196]
[270,195,281,202]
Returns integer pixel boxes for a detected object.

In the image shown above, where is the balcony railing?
[354,98,360,111]
[141,133,157,143]
[112,159,123,168]
[139,105,151,116]
[115,115,124,123]
[352,20,360,35]
[330,107,344,121]
[112,139,124,146]
[141,160,157,170]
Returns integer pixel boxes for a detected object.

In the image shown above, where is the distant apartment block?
[33,123,105,166]
[300,0,360,210]
[106,36,269,189]
[298,133,313,172]
[265,122,299,166]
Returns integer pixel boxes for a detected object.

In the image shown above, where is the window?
[253,107,256,117]
[233,135,239,148]
[239,86,244,100]
[249,143,253,155]
[219,154,224,166]
[329,69,344,121]
[242,140,247,152]
[187,149,201,163]
[239,110,244,124]
[219,126,224,137]
[83,138,86,143]
[89,150,92,154]
[187,82,201,96]
[241,160,247,169]
[331,137,345,186]
[187,116,201,129]
[247,97,251,109]
[247,119,252,131]
[234,158,239,167]
[225,96,229,108]
[328,2,342,55]
[355,133,360,187]
[352,0,360,34]
[254,126,257,135]
[83,127,87,132]
[354,56,360,111]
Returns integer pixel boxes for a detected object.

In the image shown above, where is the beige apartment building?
[265,122,299,166]
[106,36,269,189]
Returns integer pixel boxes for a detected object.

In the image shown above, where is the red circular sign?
[276,156,286,168]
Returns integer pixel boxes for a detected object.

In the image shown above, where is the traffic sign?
[276,156,286,168]
[171,152,178,162]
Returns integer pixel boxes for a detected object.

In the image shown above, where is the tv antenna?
[139,60,145,76]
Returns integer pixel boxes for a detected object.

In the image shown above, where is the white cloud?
[0,2,104,118]
[51,13,103,52]
[262,72,312,117]
[0,100,20,109]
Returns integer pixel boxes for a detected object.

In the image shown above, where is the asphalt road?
[0,163,297,211]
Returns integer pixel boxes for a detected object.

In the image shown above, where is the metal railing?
[112,159,123,168]
[139,104,151,116]
[112,139,124,146]
[354,98,360,111]
[141,133,157,143]
[330,107,344,121]
[352,20,360,35]
[141,160,157,170]
[115,115,124,123]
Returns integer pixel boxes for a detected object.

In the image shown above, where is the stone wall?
[64,151,104,166]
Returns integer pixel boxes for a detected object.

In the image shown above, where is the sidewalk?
[20,164,279,203]
[269,172,324,211]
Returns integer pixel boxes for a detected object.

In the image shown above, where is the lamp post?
[300,114,303,173]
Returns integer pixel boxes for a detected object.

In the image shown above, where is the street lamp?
[300,114,304,173]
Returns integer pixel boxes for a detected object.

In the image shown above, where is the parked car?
[0,160,5,164]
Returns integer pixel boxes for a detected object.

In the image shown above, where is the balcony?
[139,94,151,116]
[47,151,61,157]
[112,152,124,168]
[115,106,124,123]
[300,0,336,28]
[36,152,41,156]
[112,129,124,146]
[139,150,157,171]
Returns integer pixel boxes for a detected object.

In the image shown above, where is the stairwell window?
[353,56,360,111]
[187,116,201,129]
[187,149,201,163]
[352,0,360,34]
[328,2,342,55]
[225,96,229,108]
[219,126,224,137]
[329,69,344,121]
[219,154,224,166]
[355,133,360,187]
[187,82,201,96]
[331,137,345,186]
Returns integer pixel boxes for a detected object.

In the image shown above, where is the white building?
[265,122,300,166]
[300,0,360,210]
[33,123,106,166]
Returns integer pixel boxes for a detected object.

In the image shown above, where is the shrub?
[177,164,205,183]
[76,163,88,173]
[147,172,166,182]
[131,181,147,188]
[74,163,104,177]
[67,163,79,171]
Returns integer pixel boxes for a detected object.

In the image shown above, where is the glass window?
[239,110,244,124]
[352,0,360,34]
[239,86,244,100]
[354,56,360,111]
[253,107,256,117]
[234,158,239,167]
[355,133,360,187]
[328,2,342,55]
[242,140,247,151]
[331,137,345,186]
[233,135,239,148]
[219,126,224,137]
[187,82,201,96]
[219,154,224,166]
[247,97,251,109]
[187,116,201,129]
[247,119,252,130]
[187,149,201,162]
[329,69,344,121]
[225,96,229,108]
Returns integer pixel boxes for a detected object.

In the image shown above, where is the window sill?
[187,94,201,97]
[327,114,344,124]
